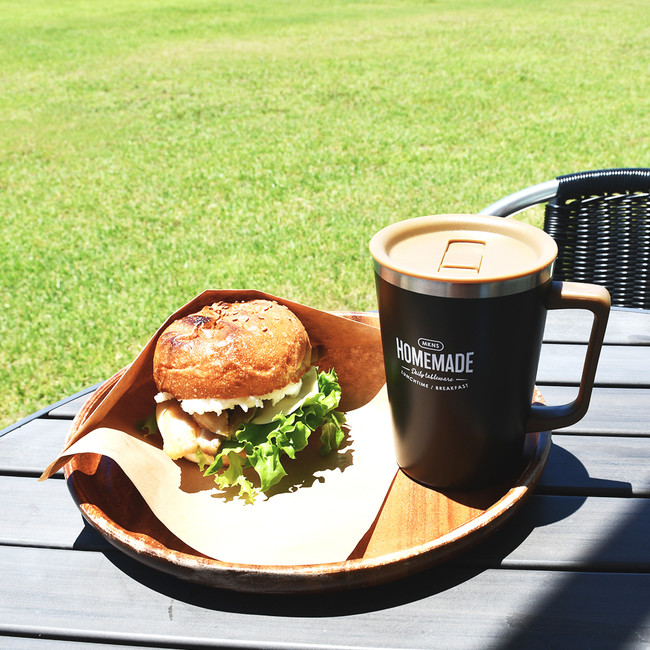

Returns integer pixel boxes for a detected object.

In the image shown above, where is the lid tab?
[439,240,485,275]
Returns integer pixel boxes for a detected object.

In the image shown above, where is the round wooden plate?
[63,312,551,594]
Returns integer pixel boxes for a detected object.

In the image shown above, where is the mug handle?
[525,281,611,433]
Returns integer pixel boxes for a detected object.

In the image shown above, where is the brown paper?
[41,291,398,566]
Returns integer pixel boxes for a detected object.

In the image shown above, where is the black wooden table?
[2,308,649,649]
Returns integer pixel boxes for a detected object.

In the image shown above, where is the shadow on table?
[487,442,648,649]
[492,497,650,649]
[458,442,635,568]
[539,441,636,496]
[79,442,647,647]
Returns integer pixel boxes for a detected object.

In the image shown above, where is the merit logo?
[418,338,444,352]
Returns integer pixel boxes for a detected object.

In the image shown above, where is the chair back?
[545,168,650,309]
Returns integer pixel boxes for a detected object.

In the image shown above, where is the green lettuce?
[137,411,159,437]
[203,368,346,500]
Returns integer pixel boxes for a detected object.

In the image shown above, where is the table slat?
[537,343,650,387]
[538,385,650,435]
[1,546,649,650]
[467,494,650,571]
[540,435,650,495]
[47,394,94,419]
[543,308,650,345]
[0,418,71,476]
[0,637,149,649]
[0,476,106,551]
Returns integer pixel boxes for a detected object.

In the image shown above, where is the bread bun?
[153,300,312,400]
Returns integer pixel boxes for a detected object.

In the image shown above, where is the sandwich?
[149,299,345,499]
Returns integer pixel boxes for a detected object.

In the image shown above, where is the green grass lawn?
[1,0,649,429]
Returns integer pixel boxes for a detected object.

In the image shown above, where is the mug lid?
[370,214,558,297]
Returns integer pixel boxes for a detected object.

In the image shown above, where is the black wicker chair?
[480,168,650,310]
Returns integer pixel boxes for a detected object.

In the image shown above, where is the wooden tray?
[63,312,551,594]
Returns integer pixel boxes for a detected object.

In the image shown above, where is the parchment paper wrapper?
[41,290,398,566]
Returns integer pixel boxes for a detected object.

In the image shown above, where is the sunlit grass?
[1,0,649,428]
